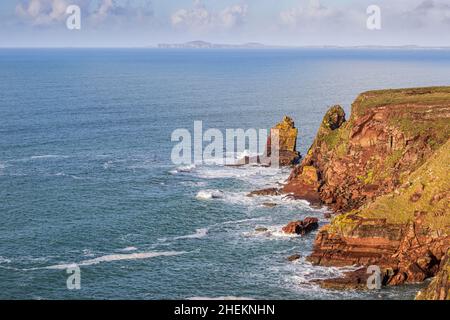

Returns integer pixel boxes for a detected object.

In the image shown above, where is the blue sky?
[1,0,450,47]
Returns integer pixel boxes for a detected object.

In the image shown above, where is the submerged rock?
[262,202,277,208]
[247,188,280,197]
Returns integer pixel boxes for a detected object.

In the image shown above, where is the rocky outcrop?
[233,115,301,167]
[416,249,450,300]
[300,87,450,294]
[267,116,301,166]
[282,217,319,235]
[247,188,280,197]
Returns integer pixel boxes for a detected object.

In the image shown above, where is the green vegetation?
[359,139,450,231]
[352,86,450,117]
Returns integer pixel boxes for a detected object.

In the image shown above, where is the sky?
[0,0,450,47]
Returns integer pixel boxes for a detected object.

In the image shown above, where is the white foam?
[195,189,224,200]
[243,225,301,239]
[119,246,138,252]
[30,155,69,160]
[53,172,84,180]
[45,251,186,270]
[170,164,196,174]
[82,249,95,257]
[174,228,208,240]
[0,256,11,264]
[103,160,113,169]
[188,296,254,300]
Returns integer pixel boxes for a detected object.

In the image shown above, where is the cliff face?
[416,249,450,300]
[284,87,450,212]
[308,138,450,285]
[283,87,450,290]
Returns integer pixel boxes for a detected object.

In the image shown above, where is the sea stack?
[267,116,301,166]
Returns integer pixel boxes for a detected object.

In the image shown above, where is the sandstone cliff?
[284,87,450,212]
[283,86,450,294]
[416,249,450,300]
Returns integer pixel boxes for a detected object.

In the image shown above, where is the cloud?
[15,0,154,27]
[171,0,247,31]
[16,0,69,25]
[90,0,153,25]
[279,0,343,30]
[408,0,450,26]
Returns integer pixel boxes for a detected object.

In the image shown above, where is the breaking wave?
[195,189,224,200]
[45,251,186,270]
[174,228,209,240]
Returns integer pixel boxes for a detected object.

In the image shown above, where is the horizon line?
[1,44,450,50]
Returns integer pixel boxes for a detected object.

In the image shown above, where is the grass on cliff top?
[358,138,450,232]
[352,86,450,117]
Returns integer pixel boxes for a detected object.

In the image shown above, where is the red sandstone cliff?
[283,87,450,293]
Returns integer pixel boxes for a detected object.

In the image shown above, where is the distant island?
[156,41,450,50]
[157,41,276,49]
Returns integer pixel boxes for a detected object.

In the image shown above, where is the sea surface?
[1,48,449,299]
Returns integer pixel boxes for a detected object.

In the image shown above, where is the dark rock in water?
[282,217,319,235]
[287,254,301,262]
[255,227,268,232]
[262,202,277,208]
[247,188,280,197]
[314,267,372,290]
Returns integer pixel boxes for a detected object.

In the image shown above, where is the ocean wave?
[219,217,270,226]
[53,172,84,180]
[195,189,224,200]
[119,246,138,252]
[0,256,11,264]
[174,228,208,240]
[29,155,69,160]
[169,164,196,174]
[45,251,186,270]
[243,225,302,239]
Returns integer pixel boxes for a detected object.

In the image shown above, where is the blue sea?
[1,48,449,299]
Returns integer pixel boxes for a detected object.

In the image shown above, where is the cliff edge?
[284,86,450,293]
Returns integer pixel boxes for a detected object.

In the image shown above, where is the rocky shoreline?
[254,86,450,299]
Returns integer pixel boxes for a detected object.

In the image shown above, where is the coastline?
[252,86,450,299]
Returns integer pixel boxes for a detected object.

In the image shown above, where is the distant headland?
[156,41,450,50]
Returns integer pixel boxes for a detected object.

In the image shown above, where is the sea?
[1,48,449,299]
